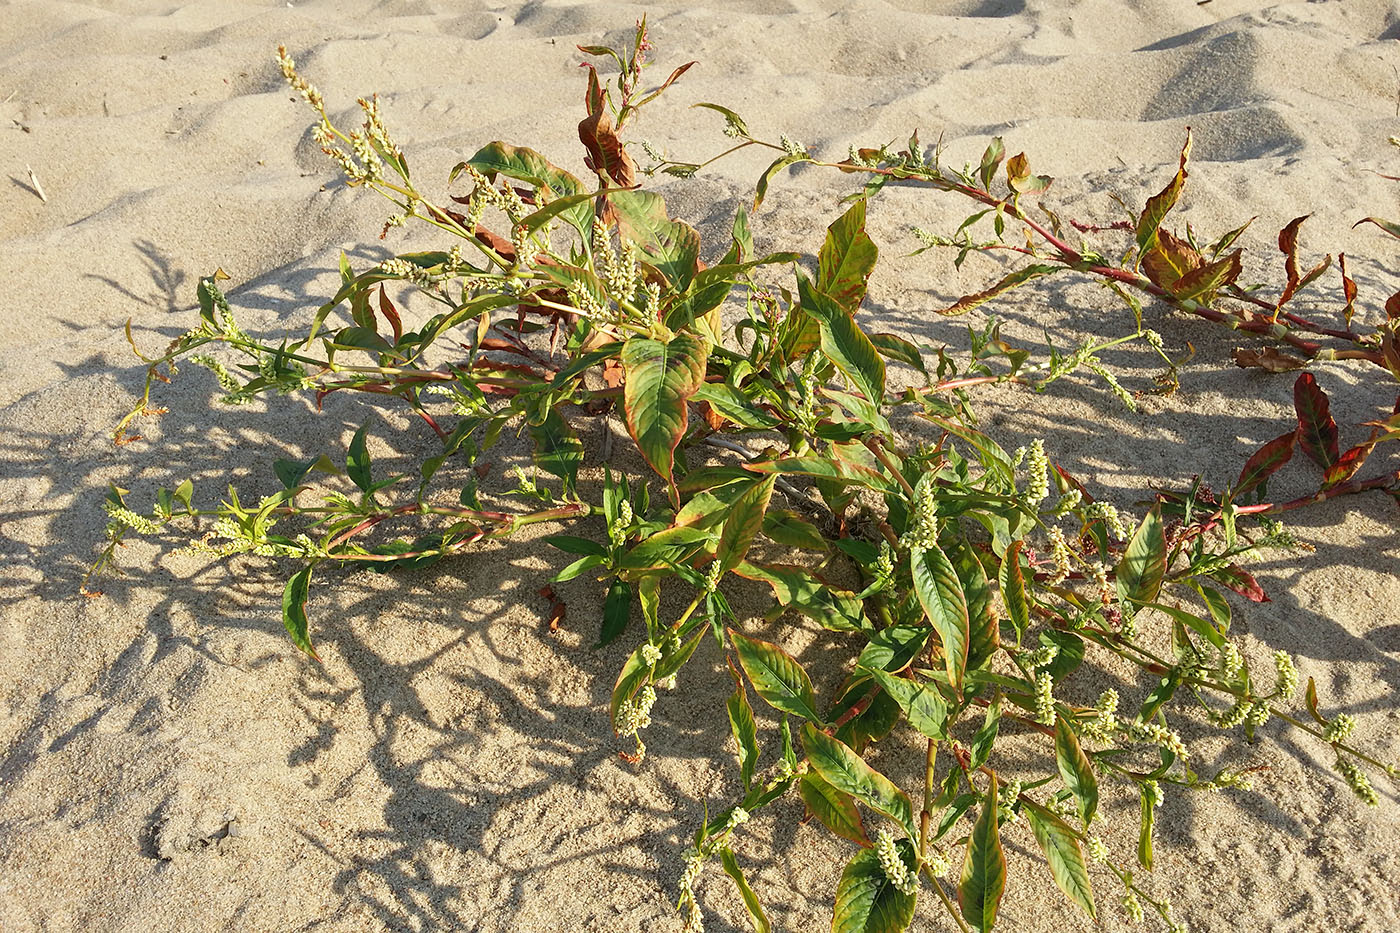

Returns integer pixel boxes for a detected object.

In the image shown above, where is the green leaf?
[693,102,751,138]
[802,723,917,842]
[800,277,886,406]
[1022,799,1096,920]
[938,264,1059,316]
[716,476,777,574]
[998,541,1031,644]
[622,334,710,499]
[718,848,772,933]
[734,561,867,632]
[978,138,1005,191]
[454,141,590,236]
[554,554,605,583]
[1115,504,1166,605]
[728,665,761,790]
[856,626,930,674]
[968,697,1000,771]
[1054,714,1099,827]
[730,629,823,723]
[281,565,318,661]
[863,668,948,741]
[818,200,879,312]
[609,189,702,291]
[347,424,372,494]
[800,771,869,846]
[868,333,928,378]
[610,642,651,732]
[1135,131,1191,258]
[958,772,1007,933]
[1138,783,1156,869]
[761,509,828,551]
[911,544,970,692]
[832,840,918,933]
[744,456,895,493]
[545,535,609,557]
[754,152,809,212]
[692,382,782,429]
[953,543,998,674]
[595,578,632,648]
[529,406,584,494]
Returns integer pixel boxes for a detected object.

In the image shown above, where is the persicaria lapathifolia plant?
[97,22,1397,933]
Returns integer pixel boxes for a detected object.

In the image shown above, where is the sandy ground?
[3,1,1400,931]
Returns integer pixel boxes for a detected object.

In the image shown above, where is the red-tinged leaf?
[1354,216,1400,241]
[1384,326,1400,382]
[635,61,696,108]
[1210,564,1269,603]
[978,137,1005,191]
[1323,440,1376,489]
[938,264,1059,315]
[913,543,970,693]
[731,630,823,724]
[375,287,403,343]
[800,771,869,846]
[1136,131,1192,259]
[1115,504,1166,606]
[578,106,636,188]
[1232,347,1308,372]
[1234,432,1295,497]
[716,476,777,574]
[818,200,879,313]
[1339,253,1358,327]
[1171,248,1241,302]
[1275,214,1309,309]
[958,772,1007,933]
[802,723,916,841]
[1006,152,1030,187]
[1140,229,1199,291]
[622,334,709,502]
[1387,291,1400,321]
[581,62,605,117]
[1293,372,1339,470]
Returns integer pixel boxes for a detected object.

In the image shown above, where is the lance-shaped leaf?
[755,152,809,212]
[1273,215,1330,311]
[622,334,709,500]
[938,264,1059,316]
[1171,248,1241,301]
[728,662,761,790]
[730,629,823,723]
[282,565,319,661]
[1339,253,1358,327]
[818,200,879,312]
[1022,799,1096,920]
[958,772,1007,933]
[802,723,916,841]
[1115,504,1166,606]
[863,667,948,741]
[1209,564,1269,603]
[800,771,869,846]
[609,189,702,291]
[1141,229,1199,292]
[529,406,584,494]
[953,543,998,674]
[978,137,1005,191]
[1323,438,1378,489]
[716,476,776,574]
[454,140,590,237]
[1232,347,1308,372]
[347,423,372,493]
[718,848,772,933]
[734,560,868,633]
[1234,432,1295,498]
[832,839,918,933]
[1293,372,1339,470]
[1136,131,1192,258]
[913,544,971,692]
[1354,216,1400,241]
[595,578,632,648]
[1054,714,1099,827]
[1138,783,1157,869]
[800,278,885,406]
[743,456,896,493]
[998,540,1031,644]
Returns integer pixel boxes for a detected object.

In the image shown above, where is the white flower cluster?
[616,685,657,739]
[1045,526,1073,586]
[902,477,940,550]
[103,501,164,536]
[1324,713,1356,744]
[874,829,918,896]
[1273,651,1298,700]
[1033,672,1056,726]
[779,134,807,157]
[1336,757,1380,806]
[1021,439,1049,507]
[1085,501,1128,541]
[1051,488,1081,517]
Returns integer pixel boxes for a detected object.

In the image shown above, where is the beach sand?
[2,1,1399,930]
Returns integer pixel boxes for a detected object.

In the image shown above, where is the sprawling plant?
[97,23,1398,933]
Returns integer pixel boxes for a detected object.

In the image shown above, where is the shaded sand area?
[3,1,1400,930]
